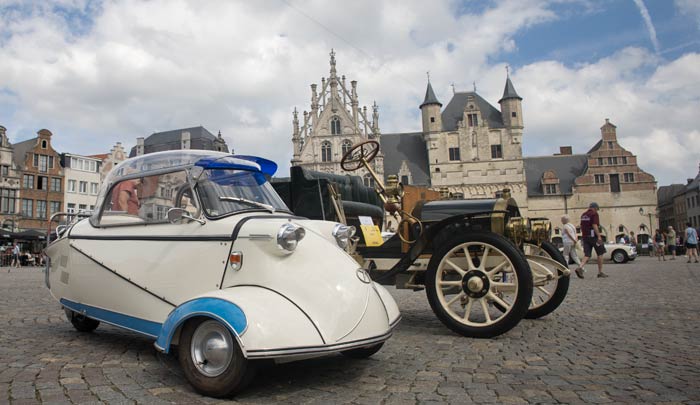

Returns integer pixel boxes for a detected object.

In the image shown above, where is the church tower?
[420,81,442,133]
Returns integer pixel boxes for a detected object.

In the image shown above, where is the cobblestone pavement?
[1,256,700,404]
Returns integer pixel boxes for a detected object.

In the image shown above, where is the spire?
[329,48,337,79]
[420,81,442,108]
[499,71,522,103]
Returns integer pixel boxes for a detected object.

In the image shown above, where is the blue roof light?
[194,155,278,176]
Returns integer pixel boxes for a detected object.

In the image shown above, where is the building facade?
[61,153,102,214]
[0,126,21,231]
[13,129,64,231]
[90,142,127,181]
[291,50,383,186]
[685,167,700,229]
[130,126,229,157]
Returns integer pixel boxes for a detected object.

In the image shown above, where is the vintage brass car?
[275,141,570,338]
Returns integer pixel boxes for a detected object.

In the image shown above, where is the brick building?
[0,126,21,231]
[13,129,64,231]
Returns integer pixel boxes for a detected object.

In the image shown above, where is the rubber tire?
[67,310,100,332]
[178,318,253,398]
[524,240,571,319]
[341,342,384,359]
[425,231,533,339]
[612,250,628,264]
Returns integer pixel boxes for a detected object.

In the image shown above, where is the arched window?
[330,116,341,135]
[363,174,374,188]
[321,141,332,162]
[341,139,352,156]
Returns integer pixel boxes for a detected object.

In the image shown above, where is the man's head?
[589,202,600,211]
[561,214,569,224]
[668,226,673,231]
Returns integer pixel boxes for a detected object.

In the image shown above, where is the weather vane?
[473,81,476,92]
[426,71,430,83]
[451,83,455,94]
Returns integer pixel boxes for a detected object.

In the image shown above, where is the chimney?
[181,131,191,150]
[136,137,145,156]
[557,146,572,155]
[600,118,617,142]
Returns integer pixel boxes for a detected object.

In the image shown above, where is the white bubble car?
[44,150,400,398]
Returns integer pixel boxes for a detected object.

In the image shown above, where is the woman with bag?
[561,215,582,277]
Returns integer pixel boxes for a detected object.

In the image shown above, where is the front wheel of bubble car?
[341,342,384,359]
[65,309,100,332]
[178,318,253,398]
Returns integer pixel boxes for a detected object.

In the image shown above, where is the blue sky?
[0,0,698,185]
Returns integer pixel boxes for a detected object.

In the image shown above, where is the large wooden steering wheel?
[340,140,380,171]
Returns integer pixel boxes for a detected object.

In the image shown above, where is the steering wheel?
[340,140,380,171]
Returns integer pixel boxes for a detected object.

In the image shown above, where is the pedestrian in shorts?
[574,202,608,278]
[686,222,699,263]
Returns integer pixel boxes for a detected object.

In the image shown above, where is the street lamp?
[639,207,654,232]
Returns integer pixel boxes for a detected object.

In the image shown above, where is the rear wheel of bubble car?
[178,318,252,398]
[341,342,384,359]
[521,241,570,319]
[425,232,533,338]
[612,250,628,264]
[65,309,100,332]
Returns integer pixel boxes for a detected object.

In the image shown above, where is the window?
[21,199,33,217]
[49,156,54,169]
[363,174,374,188]
[330,116,341,135]
[37,176,48,191]
[33,154,38,167]
[50,201,60,215]
[36,200,47,219]
[22,174,34,189]
[430,117,435,123]
[341,140,352,157]
[624,173,635,182]
[449,147,461,161]
[594,174,605,184]
[609,174,620,192]
[38,155,48,172]
[41,140,47,148]
[159,187,172,199]
[89,161,97,172]
[608,141,614,149]
[491,145,503,159]
[67,203,75,213]
[467,113,478,127]
[50,178,61,192]
[67,179,76,192]
[78,204,87,212]
[1,189,16,213]
[621,156,628,164]
[597,158,604,166]
[1,166,8,176]
[401,175,409,185]
[90,182,99,195]
[79,181,88,194]
[607,157,617,165]
[511,111,517,118]
[544,184,557,194]
[321,141,332,162]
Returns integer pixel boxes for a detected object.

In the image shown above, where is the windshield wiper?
[219,196,275,213]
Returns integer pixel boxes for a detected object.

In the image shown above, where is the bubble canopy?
[90,150,279,224]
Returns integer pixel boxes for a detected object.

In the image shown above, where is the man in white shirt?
[561,215,582,278]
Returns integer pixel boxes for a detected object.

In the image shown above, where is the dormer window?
[41,140,48,149]
[467,113,478,127]
[330,116,341,135]
[541,170,559,194]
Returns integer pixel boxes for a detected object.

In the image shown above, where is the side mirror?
[167,208,205,225]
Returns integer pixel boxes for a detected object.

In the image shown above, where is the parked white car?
[44,150,400,398]
[562,241,637,264]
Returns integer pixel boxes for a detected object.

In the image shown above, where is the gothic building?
[291,50,383,186]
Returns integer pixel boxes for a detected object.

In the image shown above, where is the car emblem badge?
[356,269,371,284]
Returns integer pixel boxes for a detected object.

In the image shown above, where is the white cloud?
[0,0,697,186]
[632,0,660,54]
[676,0,700,29]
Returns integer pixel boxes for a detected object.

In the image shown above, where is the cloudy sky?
[0,0,698,185]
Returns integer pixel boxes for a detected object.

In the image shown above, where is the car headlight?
[332,224,356,249]
[277,223,306,252]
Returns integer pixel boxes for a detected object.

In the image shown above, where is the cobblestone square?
[1,256,699,404]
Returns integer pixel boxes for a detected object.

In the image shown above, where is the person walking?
[686,222,699,263]
[574,202,608,278]
[654,229,666,261]
[11,243,21,269]
[561,215,582,276]
[666,226,677,260]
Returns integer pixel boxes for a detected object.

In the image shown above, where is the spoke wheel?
[178,318,253,398]
[425,232,532,338]
[522,240,570,319]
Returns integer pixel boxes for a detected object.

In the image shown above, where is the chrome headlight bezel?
[277,223,306,252]
[332,223,356,249]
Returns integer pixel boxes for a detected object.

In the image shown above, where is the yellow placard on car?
[358,216,383,247]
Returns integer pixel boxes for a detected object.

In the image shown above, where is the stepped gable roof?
[441,92,504,131]
[419,82,441,108]
[380,132,430,186]
[523,154,589,196]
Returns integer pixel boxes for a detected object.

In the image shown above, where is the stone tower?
[420,81,442,134]
[291,50,383,183]
[498,73,524,146]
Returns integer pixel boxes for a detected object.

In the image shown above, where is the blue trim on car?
[155,297,247,353]
[194,155,278,176]
[60,298,162,338]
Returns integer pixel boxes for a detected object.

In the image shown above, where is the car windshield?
[196,169,288,217]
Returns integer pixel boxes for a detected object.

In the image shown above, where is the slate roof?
[419,82,441,108]
[587,140,602,154]
[380,132,431,186]
[523,154,589,196]
[657,184,686,206]
[129,126,228,157]
[441,92,504,131]
[687,171,700,192]
[12,138,37,168]
[498,76,522,103]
